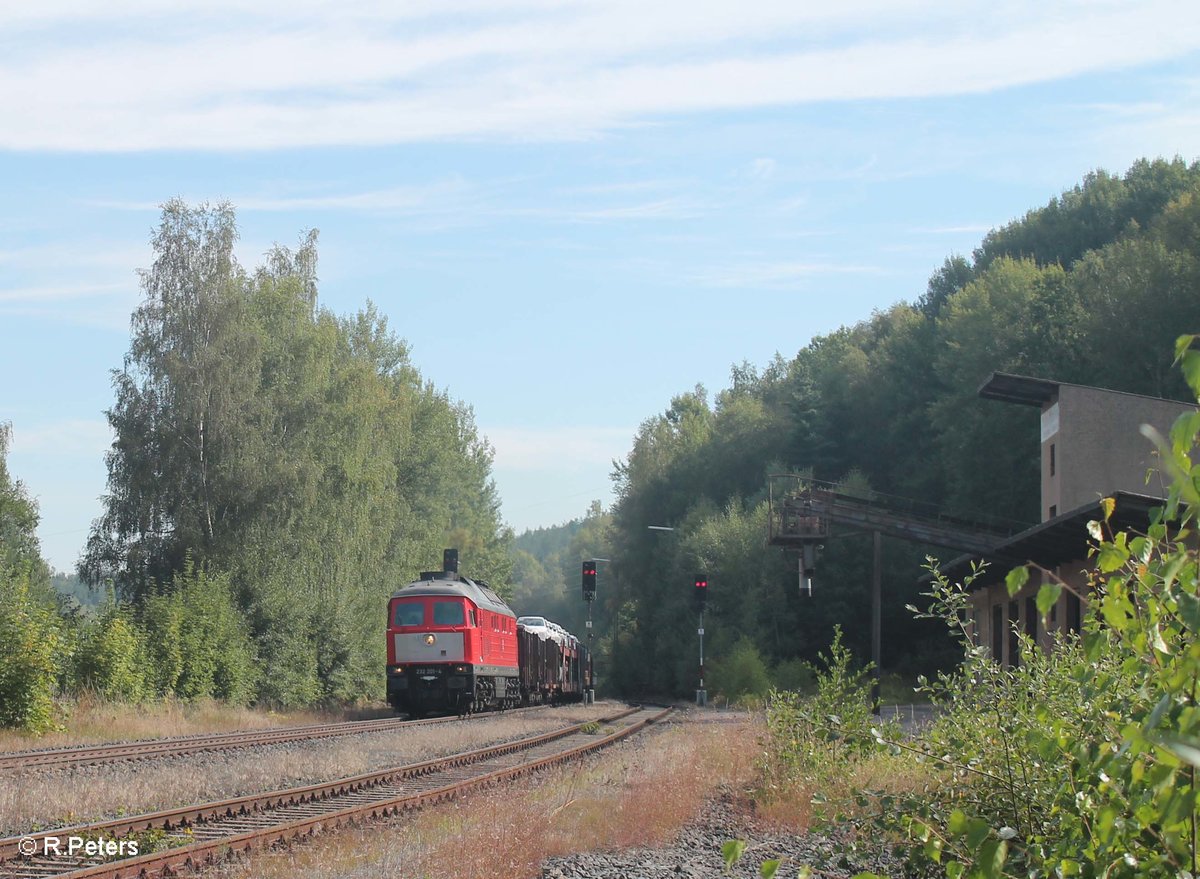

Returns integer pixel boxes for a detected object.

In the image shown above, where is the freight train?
[386,550,589,716]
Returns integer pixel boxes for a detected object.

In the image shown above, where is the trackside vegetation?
[742,338,1200,878]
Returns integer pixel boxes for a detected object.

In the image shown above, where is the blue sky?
[2,1,1199,572]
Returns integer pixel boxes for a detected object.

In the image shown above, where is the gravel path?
[540,790,902,879]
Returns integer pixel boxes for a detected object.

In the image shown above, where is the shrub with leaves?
[711,636,774,704]
[0,567,63,733]
[759,626,889,807]
[140,561,257,703]
[73,604,147,702]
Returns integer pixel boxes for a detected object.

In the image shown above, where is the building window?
[991,603,1003,660]
[1050,442,1056,476]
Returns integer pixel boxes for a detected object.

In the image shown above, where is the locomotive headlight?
[424,634,436,645]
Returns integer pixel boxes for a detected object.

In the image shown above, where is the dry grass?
[0,695,344,753]
[755,747,937,833]
[211,715,759,879]
[0,704,616,836]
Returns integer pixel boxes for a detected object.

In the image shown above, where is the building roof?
[978,372,1192,408]
[978,373,1060,407]
[937,491,1164,587]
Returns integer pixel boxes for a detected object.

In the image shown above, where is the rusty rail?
[0,705,669,879]
[0,705,550,772]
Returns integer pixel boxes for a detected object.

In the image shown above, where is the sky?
[2,0,1199,573]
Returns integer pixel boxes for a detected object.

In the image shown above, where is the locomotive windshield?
[432,601,465,626]
[392,601,424,627]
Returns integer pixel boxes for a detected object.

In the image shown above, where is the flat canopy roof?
[937,491,1163,588]
[979,371,1193,408]
[977,373,1059,407]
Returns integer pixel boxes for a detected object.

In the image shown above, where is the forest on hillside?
[547,157,1200,699]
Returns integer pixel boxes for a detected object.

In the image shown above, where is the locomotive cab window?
[392,601,425,628]
[432,601,465,626]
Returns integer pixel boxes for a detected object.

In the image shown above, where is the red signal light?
[583,561,598,601]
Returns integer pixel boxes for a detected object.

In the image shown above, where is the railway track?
[0,704,670,879]
[0,706,550,772]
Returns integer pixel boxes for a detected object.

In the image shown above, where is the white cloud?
[695,260,885,289]
[566,198,703,221]
[9,418,113,459]
[748,158,777,180]
[485,425,633,472]
[0,282,129,303]
[914,224,996,235]
[1,1,1196,151]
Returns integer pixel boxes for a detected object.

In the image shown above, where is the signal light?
[582,561,597,601]
[694,573,708,608]
[443,548,459,574]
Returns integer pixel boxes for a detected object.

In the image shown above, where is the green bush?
[762,626,880,784]
[0,568,63,733]
[711,636,773,703]
[771,657,816,694]
[141,562,257,704]
[73,605,147,702]
[140,591,184,697]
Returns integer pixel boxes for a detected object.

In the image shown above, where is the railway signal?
[581,559,601,705]
[693,573,708,707]
[582,560,597,601]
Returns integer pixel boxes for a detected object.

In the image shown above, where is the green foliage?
[0,425,62,733]
[0,569,63,733]
[0,423,49,581]
[759,626,885,813]
[73,605,146,702]
[81,201,512,706]
[770,657,815,694]
[141,562,257,703]
[710,636,772,703]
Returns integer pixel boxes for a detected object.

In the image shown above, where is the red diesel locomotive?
[386,550,588,716]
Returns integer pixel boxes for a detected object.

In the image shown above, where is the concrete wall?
[1039,386,1190,521]
[968,562,1092,665]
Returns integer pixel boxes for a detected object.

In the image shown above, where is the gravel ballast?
[540,791,902,879]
